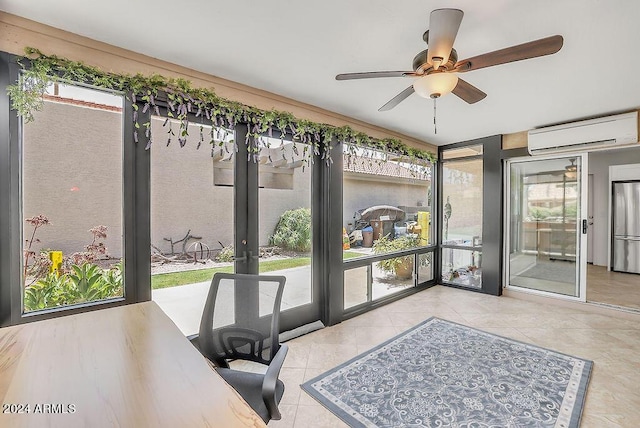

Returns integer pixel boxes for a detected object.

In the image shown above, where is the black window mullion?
[0,53,21,326]
[126,102,151,303]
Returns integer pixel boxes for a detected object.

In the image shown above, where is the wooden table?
[0,302,266,427]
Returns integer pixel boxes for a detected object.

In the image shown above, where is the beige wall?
[27,105,432,257]
[23,101,124,258]
[150,118,312,251]
[343,175,430,227]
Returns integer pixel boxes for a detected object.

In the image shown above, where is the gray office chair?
[191,272,288,423]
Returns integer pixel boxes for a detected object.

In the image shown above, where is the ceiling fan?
[336,8,564,112]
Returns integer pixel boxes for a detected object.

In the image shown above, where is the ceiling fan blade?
[336,71,418,80]
[379,86,415,111]
[452,78,487,104]
[454,35,564,72]
[427,9,464,69]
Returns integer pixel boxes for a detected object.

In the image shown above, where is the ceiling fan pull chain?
[433,97,437,134]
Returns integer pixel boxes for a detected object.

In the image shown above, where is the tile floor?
[268,285,640,427]
[587,264,640,310]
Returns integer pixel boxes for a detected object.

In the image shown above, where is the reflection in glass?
[442,248,482,288]
[418,252,434,283]
[508,158,580,297]
[442,144,483,160]
[441,158,483,246]
[344,266,368,309]
[441,152,483,290]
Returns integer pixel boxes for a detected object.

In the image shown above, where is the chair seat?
[217,367,285,423]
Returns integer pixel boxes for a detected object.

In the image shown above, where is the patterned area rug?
[301,318,592,428]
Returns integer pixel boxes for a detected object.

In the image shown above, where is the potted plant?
[373,234,420,279]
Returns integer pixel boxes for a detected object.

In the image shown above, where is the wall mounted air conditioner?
[527,111,638,155]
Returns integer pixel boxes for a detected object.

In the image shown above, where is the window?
[21,83,125,312]
[440,151,483,288]
[342,146,435,310]
[258,139,313,310]
[149,116,235,334]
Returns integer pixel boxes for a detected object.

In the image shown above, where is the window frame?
[0,53,150,326]
[340,144,438,319]
[437,136,503,296]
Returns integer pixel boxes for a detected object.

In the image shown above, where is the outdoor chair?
[189,272,288,423]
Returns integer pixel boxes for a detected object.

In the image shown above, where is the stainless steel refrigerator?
[612,181,640,274]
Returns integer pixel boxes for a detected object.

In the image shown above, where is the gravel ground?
[151,259,232,275]
[150,254,295,275]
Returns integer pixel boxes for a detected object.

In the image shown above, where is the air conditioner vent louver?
[528,112,638,155]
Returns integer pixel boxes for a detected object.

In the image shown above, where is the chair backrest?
[198,272,286,367]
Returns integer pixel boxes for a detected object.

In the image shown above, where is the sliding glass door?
[505,154,587,299]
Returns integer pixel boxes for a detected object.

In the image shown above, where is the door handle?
[582,219,588,234]
[233,251,248,262]
[233,250,260,262]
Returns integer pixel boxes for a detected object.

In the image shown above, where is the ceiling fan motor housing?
[413,48,458,74]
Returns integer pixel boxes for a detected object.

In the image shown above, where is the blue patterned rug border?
[301,317,593,428]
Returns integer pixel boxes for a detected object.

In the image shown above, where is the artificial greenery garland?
[7,47,436,165]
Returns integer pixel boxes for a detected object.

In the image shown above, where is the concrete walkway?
[153,263,414,335]
[153,266,313,335]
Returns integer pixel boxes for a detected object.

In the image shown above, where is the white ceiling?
[3,0,640,146]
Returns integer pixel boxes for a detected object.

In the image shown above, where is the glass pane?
[259,139,312,310]
[442,144,483,160]
[214,278,236,328]
[442,158,483,246]
[22,82,124,313]
[258,277,279,317]
[508,157,580,297]
[343,146,433,261]
[150,117,235,335]
[441,248,482,288]
[418,252,434,283]
[372,255,415,300]
[344,266,368,309]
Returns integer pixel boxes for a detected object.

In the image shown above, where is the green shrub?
[23,262,123,312]
[24,273,65,311]
[216,245,235,262]
[269,208,311,252]
[373,234,420,274]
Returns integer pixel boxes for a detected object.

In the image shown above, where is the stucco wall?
[343,175,430,228]
[23,100,124,258]
[24,102,432,258]
[150,118,312,252]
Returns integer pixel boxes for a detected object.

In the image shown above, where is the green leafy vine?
[7,47,436,165]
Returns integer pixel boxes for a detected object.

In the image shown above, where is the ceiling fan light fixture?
[565,158,578,178]
[413,73,459,99]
